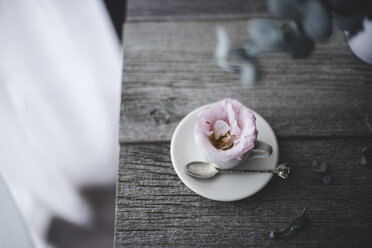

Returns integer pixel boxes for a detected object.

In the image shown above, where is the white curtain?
[0,175,33,248]
[0,0,122,247]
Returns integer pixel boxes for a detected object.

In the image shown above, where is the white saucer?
[170,105,279,201]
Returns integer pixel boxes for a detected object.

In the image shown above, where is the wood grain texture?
[114,139,372,247]
[126,0,269,22]
[117,4,372,247]
[120,20,372,142]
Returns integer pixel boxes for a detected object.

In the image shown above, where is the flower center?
[210,120,235,150]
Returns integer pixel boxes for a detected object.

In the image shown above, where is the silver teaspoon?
[185,162,290,179]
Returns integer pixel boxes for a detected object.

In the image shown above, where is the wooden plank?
[120,20,372,142]
[114,139,372,247]
[126,0,269,22]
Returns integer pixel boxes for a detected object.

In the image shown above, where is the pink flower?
[194,98,257,162]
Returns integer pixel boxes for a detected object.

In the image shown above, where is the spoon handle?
[218,169,275,174]
[218,163,290,179]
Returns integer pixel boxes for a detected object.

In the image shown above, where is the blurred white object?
[0,0,121,247]
[347,18,372,65]
[0,175,34,248]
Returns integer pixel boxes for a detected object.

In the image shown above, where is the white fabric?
[0,175,34,248]
[0,0,122,247]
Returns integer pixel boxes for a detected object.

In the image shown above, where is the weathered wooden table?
[114,1,372,247]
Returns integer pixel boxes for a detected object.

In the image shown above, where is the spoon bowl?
[185,162,220,178]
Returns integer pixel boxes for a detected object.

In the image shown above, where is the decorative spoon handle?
[218,169,276,174]
[219,163,290,179]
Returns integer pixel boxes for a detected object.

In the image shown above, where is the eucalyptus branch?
[215,0,372,86]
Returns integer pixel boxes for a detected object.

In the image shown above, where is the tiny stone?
[312,160,327,173]
[149,109,171,124]
[361,155,367,167]
[322,176,331,185]
[269,230,276,239]
[361,146,369,154]
[366,114,372,133]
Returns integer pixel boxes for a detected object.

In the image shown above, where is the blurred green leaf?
[247,19,284,54]
[303,0,332,41]
[267,0,306,20]
[215,27,230,71]
[282,22,314,58]
[240,61,260,87]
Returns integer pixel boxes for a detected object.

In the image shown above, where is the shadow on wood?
[48,186,116,248]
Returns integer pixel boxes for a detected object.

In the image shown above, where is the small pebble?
[361,146,369,167]
[361,146,369,154]
[322,176,331,185]
[149,109,171,124]
[366,114,372,132]
[312,160,327,173]
[269,230,276,239]
[361,155,367,167]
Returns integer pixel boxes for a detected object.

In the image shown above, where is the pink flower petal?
[194,98,257,162]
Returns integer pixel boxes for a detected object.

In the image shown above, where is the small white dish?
[170,105,279,201]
